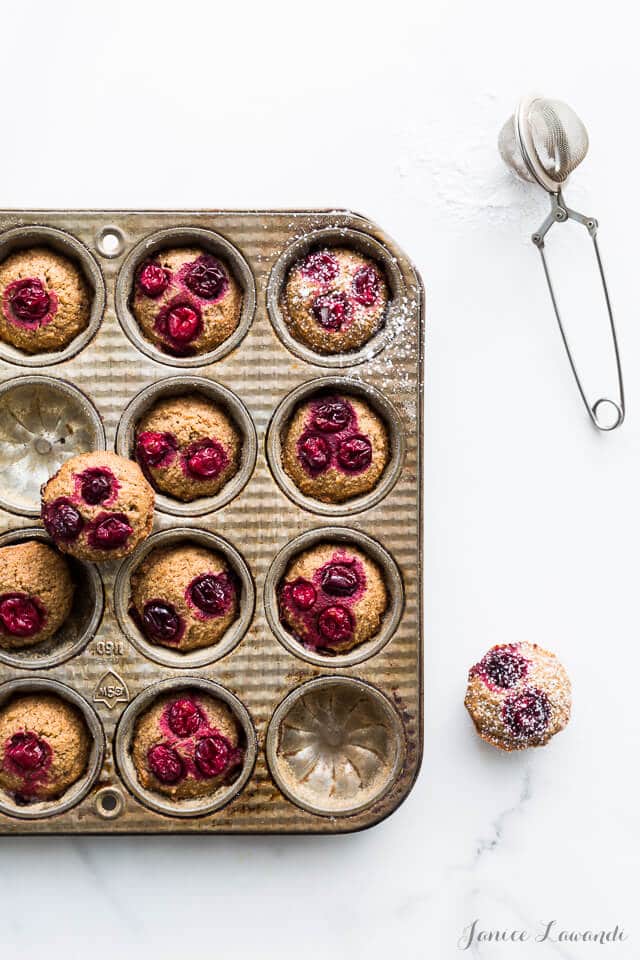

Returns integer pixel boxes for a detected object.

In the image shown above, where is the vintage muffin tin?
[0,210,423,834]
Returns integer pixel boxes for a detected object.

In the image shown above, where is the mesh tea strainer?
[499,94,624,431]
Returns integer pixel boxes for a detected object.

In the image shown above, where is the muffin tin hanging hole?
[0,677,105,820]
[0,528,104,671]
[266,676,405,817]
[266,376,406,517]
[115,227,256,368]
[115,376,257,518]
[0,376,106,517]
[113,527,255,670]
[94,786,125,819]
[264,526,404,669]
[0,225,106,368]
[114,676,257,819]
[95,227,125,259]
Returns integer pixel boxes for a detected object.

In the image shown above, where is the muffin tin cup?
[115,227,257,368]
[113,527,255,670]
[0,375,106,517]
[115,376,257,518]
[267,227,407,369]
[266,376,406,517]
[266,676,406,817]
[0,528,104,670]
[0,225,106,368]
[264,526,404,669]
[114,676,257,819]
[0,677,105,820]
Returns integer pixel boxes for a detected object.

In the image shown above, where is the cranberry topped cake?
[135,393,241,502]
[278,543,388,655]
[282,248,388,355]
[282,392,389,504]
[41,451,154,563]
[131,247,242,357]
[464,642,571,751]
[0,247,91,354]
[131,690,244,800]
[0,541,73,650]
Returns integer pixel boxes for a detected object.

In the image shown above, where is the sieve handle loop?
[531,190,625,431]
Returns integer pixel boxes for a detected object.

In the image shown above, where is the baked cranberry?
[42,498,84,543]
[183,255,227,300]
[6,732,50,773]
[317,605,354,643]
[188,573,232,615]
[87,513,132,550]
[155,303,202,351]
[137,262,170,298]
[301,251,339,283]
[0,594,45,637]
[79,468,113,505]
[502,688,551,740]
[298,433,331,474]
[135,431,177,470]
[312,291,351,331]
[141,601,184,644]
[337,435,372,472]
[321,563,359,597]
[148,744,184,784]
[184,438,227,479]
[194,735,230,777]
[312,398,351,433]
[288,578,317,610]
[352,266,380,306]
[478,646,528,689]
[7,278,51,323]
[167,698,202,737]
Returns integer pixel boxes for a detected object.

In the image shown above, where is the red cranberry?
[79,468,113,505]
[300,251,340,283]
[87,513,133,551]
[167,698,202,737]
[194,735,231,777]
[7,278,51,323]
[321,563,359,597]
[183,255,227,300]
[311,291,352,331]
[6,732,50,773]
[317,605,354,643]
[135,431,177,470]
[184,439,227,480]
[502,688,551,740]
[188,573,232,615]
[288,578,317,610]
[0,594,45,637]
[141,601,184,644]
[352,265,380,306]
[137,262,170,298]
[148,744,184,784]
[312,398,351,433]
[337,435,372,472]
[43,498,84,543]
[167,304,202,342]
[479,646,528,689]
[298,433,331,474]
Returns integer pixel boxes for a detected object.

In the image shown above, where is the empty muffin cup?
[267,227,406,368]
[266,376,405,517]
[264,526,404,668]
[115,676,256,818]
[0,225,105,367]
[0,677,105,819]
[0,528,104,670]
[266,676,405,817]
[115,227,256,367]
[0,376,106,517]
[114,527,255,669]
[115,376,256,517]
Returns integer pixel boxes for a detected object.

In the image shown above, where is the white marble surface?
[1,0,639,957]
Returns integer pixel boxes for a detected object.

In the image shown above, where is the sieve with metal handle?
[499,94,624,431]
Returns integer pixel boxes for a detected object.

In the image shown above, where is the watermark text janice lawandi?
[458,920,628,950]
